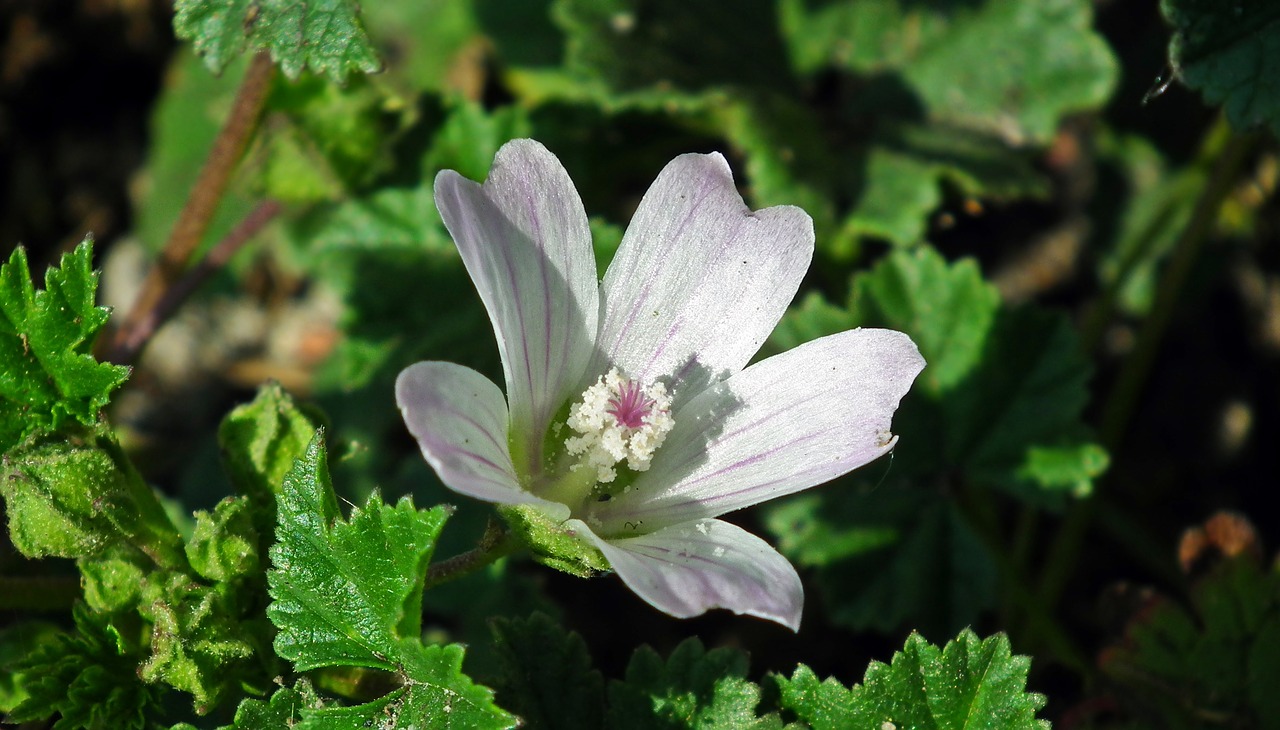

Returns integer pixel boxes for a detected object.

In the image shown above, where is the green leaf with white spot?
[0,239,129,453]
[608,638,781,730]
[173,0,381,81]
[774,630,1047,730]
[1162,0,1280,136]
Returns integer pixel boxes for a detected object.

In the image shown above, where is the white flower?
[396,139,924,630]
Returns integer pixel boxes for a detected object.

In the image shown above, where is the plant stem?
[111,200,282,360]
[423,519,519,590]
[109,51,276,364]
[0,576,80,612]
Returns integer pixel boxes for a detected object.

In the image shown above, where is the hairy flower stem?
[108,52,276,365]
[423,519,520,590]
[1036,120,1259,615]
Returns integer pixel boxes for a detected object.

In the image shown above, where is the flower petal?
[396,361,567,517]
[576,517,804,630]
[599,329,925,531]
[592,152,813,401]
[435,140,598,472]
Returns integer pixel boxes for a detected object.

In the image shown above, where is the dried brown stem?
[109,51,276,364]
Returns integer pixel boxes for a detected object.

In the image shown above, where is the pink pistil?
[607,380,652,429]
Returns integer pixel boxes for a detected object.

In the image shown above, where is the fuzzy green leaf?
[0,239,129,453]
[138,572,258,713]
[173,0,381,81]
[775,631,1047,729]
[1,429,184,565]
[608,638,780,730]
[0,621,61,713]
[1162,0,1280,136]
[266,432,514,727]
[219,382,322,544]
[186,496,260,584]
[490,612,605,730]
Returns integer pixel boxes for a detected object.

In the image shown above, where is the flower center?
[564,368,674,484]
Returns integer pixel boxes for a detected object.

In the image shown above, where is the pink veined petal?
[435,140,599,474]
[574,517,804,631]
[597,328,925,532]
[592,152,813,403]
[396,361,568,518]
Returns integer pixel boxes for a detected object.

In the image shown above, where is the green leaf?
[259,73,412,204]
[0,620,61,712]
[295,643,517,729]
[186,496,261,583]
[765,489,997,638]
[1,429,184,565]
[849,247,1106,503]
[782,0,1117,145]
[489,612,605,730]
[173,0,381,81]
[267,431,448,671]
[0,239,129,453]
[552,0,793,104]
[1162,0,1280,136]
[138,572,258,713]
[608,638,780,730]
[8,603,161,730]
[222,681,323,729]
[218,382,322,541]
[79,545,149,612]
[1102,557,1280,727]
[774,631,1047,729]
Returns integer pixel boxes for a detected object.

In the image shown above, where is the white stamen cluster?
[565,368,674,483]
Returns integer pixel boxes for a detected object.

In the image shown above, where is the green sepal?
[1,428,184,567]
[499,504,611,578]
